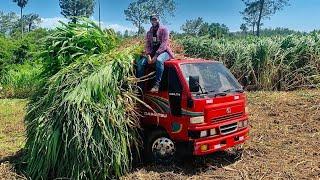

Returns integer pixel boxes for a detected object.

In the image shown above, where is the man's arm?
[155,27,169,57]
[145,32,152,55]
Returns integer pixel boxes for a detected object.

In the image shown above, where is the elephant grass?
[23,19,143,179]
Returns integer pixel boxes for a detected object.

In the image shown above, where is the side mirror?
[189,76,200,92]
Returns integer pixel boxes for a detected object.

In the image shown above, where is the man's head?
[150,14,160,27]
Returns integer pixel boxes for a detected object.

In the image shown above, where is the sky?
[1,0,320,33]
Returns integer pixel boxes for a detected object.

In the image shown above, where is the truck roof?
[165,58,222,65]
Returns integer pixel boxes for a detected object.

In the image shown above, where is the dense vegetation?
[0,29,49,98]
[179,34,320,90]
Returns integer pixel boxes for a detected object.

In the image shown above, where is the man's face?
[151,18,159,27]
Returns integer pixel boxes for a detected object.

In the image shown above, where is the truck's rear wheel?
[144,130,175,164]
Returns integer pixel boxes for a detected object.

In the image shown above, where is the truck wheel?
[144,130,175,164]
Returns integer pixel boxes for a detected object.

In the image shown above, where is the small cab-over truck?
[140,59,249,162]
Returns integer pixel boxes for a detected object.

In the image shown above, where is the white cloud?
[105,24,136,33]
[40,17,136,34]
[40,17,68,29]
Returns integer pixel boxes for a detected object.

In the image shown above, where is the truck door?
[168,67,182,116]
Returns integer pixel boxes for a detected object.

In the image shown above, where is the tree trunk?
[20,7,23,36]
[256,0,265,36]
[252,23,255,35]
[28,22,32,32]
[98,0,101,28]
[137,22,141,36]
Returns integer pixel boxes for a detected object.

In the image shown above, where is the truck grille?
[212,112,243,122]
[220,122,238,135]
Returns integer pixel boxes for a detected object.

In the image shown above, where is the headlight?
[200,130,208,137]
[238,120,248,128]
[190,116,204,124]
[210,128,217,136]
[243,120,248,127]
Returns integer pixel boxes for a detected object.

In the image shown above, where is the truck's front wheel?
[144,130,175,164]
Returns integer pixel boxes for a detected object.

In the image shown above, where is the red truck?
[140,59,249,162]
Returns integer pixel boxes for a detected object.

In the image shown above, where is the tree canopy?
[241,0,290,36]
[59,0,95,23]
[124,0,176,35]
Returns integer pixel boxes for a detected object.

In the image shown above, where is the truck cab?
[140,59,249,162]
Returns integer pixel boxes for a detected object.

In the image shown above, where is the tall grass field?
[179,34,320,90]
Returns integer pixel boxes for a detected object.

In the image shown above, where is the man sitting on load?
[136,14,174,93]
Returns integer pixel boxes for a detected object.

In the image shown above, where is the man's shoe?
[150,84,159,93]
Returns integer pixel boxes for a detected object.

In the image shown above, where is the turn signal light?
[200,144,208,152]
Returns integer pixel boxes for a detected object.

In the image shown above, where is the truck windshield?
[180,62,242,94]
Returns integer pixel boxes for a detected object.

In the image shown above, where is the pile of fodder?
[23,19,143,179]
[179,34,320,90]
[40,19,117,77]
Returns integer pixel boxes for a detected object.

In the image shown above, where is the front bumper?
[193,128,249,156]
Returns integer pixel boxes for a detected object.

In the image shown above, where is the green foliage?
[23,13,41,32]
[179,34,320,90]
[181,17,203,36]
[0,61,42,98]
[59,0,95,23]
[124,0,176,35]
[181,17,229,38]
[0,36,16,71]
[0,28,49,98]
[0,11,19,35]
[41,18,117,77]
[13,0,28,9]
[24,19,142,179]
[241,0,290,36]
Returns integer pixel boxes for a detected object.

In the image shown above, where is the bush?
[0,61,42,98]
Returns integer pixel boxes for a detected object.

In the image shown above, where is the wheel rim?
[152,137,175,159]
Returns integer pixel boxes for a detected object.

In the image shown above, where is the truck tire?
[144,129,176,164]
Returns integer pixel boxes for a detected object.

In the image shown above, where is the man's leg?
[136,57,148,78]
[136,57,148,91]
[150,52,170,92]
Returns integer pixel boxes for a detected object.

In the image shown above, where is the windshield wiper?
[223,88,244,93]
[206,89,227,97]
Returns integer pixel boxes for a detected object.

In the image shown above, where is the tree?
[241,0,289,36]
[209,23,229,38]
[59,0,95,23]
[241,1,260,34]
[12,0,28,36]
[240,23,249,34]
[124,1,148,35]
[0,11,19,35]
[199,22,229,38]
[123,30,129,38]
[124,0,176,35]
[140,0,176,23]
[181,18,229,38]
[181,17,204,36]
[23,13,41,32]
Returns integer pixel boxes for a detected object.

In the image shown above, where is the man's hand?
[149,56,157,64]
[147,55,152,64]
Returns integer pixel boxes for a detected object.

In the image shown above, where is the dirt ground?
[0,90,319,179]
